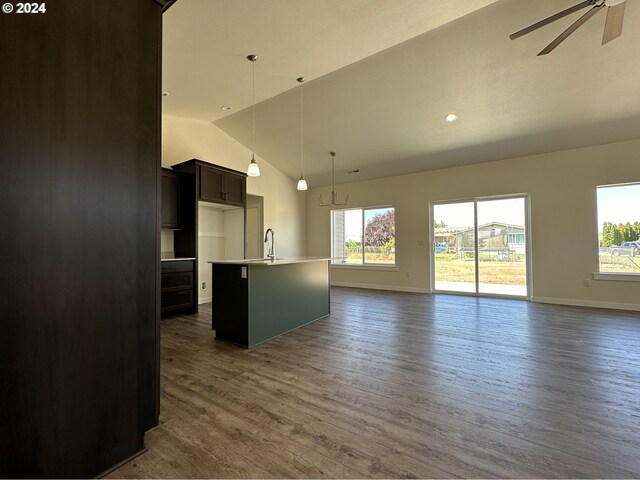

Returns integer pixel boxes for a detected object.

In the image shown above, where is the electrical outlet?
[583,279,591,288]
[201,282,206,290]
[418,240,425,246]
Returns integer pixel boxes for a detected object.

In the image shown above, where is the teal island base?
[209,258,330,348]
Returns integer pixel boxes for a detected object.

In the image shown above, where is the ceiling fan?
[510,0,626,56]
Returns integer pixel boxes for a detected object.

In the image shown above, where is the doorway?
[431,195,530,298]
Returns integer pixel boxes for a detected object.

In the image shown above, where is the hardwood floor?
[109,288,640,478]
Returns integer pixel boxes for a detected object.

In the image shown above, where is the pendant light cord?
[296,77,307,190]
[252,59,256,156]
[300,80,304,174]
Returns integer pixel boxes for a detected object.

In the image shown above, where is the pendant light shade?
[247,54,261,177]
[296,76,307,191]
[247,154,260,177]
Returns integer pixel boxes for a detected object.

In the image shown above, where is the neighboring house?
[456,222,526,255]
[434,226,469,252]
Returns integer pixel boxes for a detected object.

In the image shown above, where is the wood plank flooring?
[109,288,640,478]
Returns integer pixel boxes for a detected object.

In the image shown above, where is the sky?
[434,198,526,228]
[344,209,362,240]
[341,207,392,241]
[596,183,640,226]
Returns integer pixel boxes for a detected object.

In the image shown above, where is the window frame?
[331,205,396,266]
[430,193,532,299]
[595,182,640,278]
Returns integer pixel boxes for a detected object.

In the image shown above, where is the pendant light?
[296,76,308,191]
[246,54,260,177]
[318,152,349,207]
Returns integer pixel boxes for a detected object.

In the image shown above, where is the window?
[596,183,640,274]
[508,233,525,244]
[332,207,395,265]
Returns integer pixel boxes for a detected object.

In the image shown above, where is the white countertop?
[208,256,330,266]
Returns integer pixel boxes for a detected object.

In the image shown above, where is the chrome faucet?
[264,228,276,261]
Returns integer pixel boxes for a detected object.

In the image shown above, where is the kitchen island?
[208,257,330,348]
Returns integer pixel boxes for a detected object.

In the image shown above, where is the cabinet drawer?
[161,290,193,312]
[161,260,193,274]
[161,272,193,292]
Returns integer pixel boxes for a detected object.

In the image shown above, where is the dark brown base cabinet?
[164,160,246,320]
[162,260,196,316]
[0,0,170,477]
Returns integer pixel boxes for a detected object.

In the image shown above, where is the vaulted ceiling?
[163,0,640,186]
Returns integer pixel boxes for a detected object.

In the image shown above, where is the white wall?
[160,230,174,257]
[197,204,224,303]
[195,203,245,304]
[162,114,307,259]
[307,138,640,311]
[246,205,260,258]
[223,208,245,260]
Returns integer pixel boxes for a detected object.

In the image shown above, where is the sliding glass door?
[433,202,476,293]
[432,195,529,298]
[477,197,527,296]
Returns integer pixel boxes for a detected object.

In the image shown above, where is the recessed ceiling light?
[445,112,458,122]
[221,106,233,111]
[162,91,170,97]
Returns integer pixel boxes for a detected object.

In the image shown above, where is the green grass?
[434,255,527,285]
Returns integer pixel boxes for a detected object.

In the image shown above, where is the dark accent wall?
[0,1,163,477]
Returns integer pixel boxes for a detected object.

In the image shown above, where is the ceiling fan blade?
[602,2,625,44]
[510,0,594,40]
[538,5,603,56]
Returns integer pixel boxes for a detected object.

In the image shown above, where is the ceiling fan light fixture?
[246,54,261,177]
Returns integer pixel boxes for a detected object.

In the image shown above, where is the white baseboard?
[199,296,212,305]
[331,281,429,294]
[532,296,640,312]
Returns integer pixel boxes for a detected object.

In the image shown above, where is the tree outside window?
[332,207,395,265]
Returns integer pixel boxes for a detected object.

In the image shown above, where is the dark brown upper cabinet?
[199,166,245,206]
[161,169,180,229]
[172,159,247,208]
[223,171,245,205]
[199,166,224,203]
